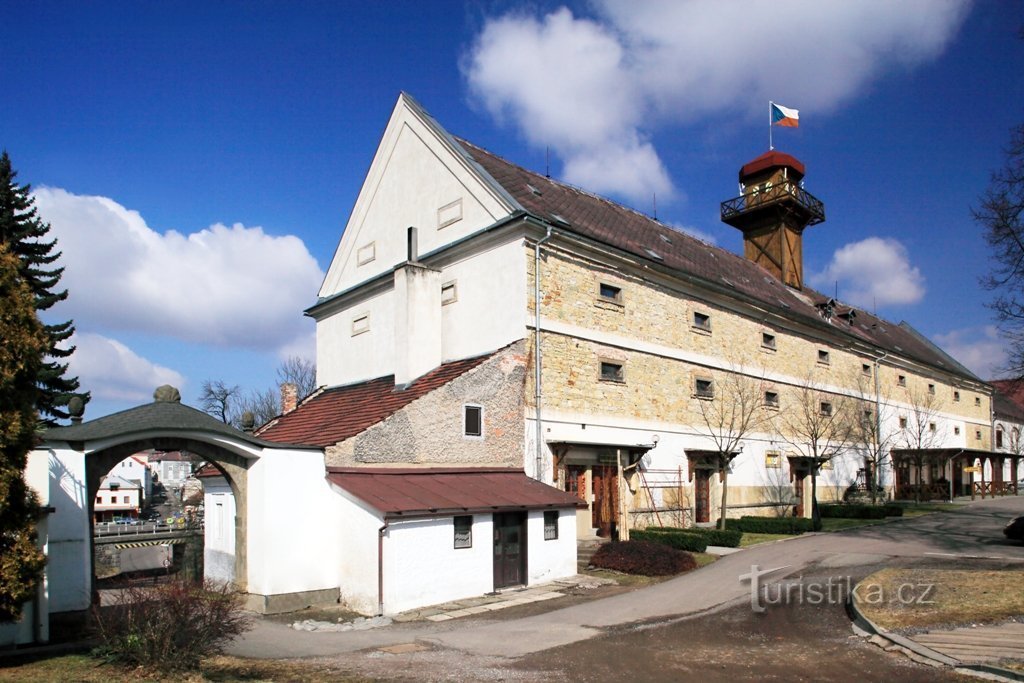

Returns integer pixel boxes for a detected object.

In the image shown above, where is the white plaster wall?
[440,238,527,364]
[526,510,577,584]
[316,288,395,387]
[203,476,236,586]
[334,488,384,614]
[245,448,341,598]
[383,515,494,615]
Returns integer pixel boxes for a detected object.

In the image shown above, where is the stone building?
[260,92,994,539]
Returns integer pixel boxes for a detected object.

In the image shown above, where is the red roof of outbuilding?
[326,467,586,517]
[739,150,805,181]
[256,351,498,447]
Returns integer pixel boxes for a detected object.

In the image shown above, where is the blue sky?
[2,1,1021,420]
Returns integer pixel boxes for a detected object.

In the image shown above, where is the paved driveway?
[228,496,1024,661]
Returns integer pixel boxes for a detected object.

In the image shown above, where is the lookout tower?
[720,151,825,290]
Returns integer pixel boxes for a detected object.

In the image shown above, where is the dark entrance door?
[794,471,807,517]
[694,469,711,523]
[493,512,526,590]
[592,465,619,538]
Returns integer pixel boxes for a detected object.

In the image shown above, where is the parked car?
[1004,515,1024,542]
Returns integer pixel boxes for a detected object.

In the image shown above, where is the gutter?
[534,226,554,481]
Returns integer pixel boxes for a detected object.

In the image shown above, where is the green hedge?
[818,504,888,519]
[630,529,708,553]
[723,516,814,534]
[882,504,904,517]
[639,526,743,548]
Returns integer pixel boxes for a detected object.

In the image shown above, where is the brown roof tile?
[256,351,498,447]
[326,467,586,517]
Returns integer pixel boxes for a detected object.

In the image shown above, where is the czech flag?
[771,102,799,128]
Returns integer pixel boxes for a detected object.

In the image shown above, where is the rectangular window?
[692,311,711,332]
[694,377,715,399]
[897,375,907,387]
[453,515,472,549]
[123,496,130,504]
[928,383,935,395]
[817,349,830,365]
[954,426,961,435]
[765,451,781,468]
[598,282,623,303]
[761,332,776,350]
[975,397,981,407]
[437,198,463,229]
[441,281,458,305]
[351,314,370,336]
[764,390,779,409]
[929,422,936,432]
[96,496,102,505]
[996,429,1004,448]
[464,405,483,438]
[899,416,908,429]
[954,390,961,402]
[863,409,873,422]
[543,511,559,540]
[819,401,833,416]
[356,242,376,266]
[862,363,872,376]
[600,361,625,383]
[976,430,982,441]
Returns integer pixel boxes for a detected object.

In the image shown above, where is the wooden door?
[591,465,619,538]
[694,469,711,523]
[493,512,526,590]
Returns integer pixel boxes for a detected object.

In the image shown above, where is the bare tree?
[692,368,766,530]
[775,377,857,530]
[277,356,317,400]
[851,368,898,504]
[199,357,317,430]
[977,122,1024,376]
[894,387,944,502]
[199,380,239,424]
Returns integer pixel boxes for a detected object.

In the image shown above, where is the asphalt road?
[228,496,1024,668]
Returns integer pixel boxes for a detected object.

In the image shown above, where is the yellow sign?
[963,466,981,474]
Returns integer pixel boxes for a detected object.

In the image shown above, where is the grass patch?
[693,552,718,568]
[895,502,964,518]
[0,654,370,682]
[855,568,1024,631]
[738,532,794,547]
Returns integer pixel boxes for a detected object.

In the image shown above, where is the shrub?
[818,504,888,519]
[631,529,708,553]
[679,527,743,548]
[882,504,904,517]
[590,540,697,576]
[724,516,814,534]
[92,578,251,672]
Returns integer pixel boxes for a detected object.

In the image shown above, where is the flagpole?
[768,101,774,151]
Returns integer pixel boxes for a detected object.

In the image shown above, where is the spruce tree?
[0,243,48,621]
[0,151,86,423]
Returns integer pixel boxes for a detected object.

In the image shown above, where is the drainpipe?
[534,227,554,481]
[377,521,388,616]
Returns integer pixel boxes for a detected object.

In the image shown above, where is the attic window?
[692,311,711,333]
[954,426,961,436]
[862,363,872,376]
[899,416,908,428]
[694,377,715,399]
[598,282,623,304]
[438,198,463,229]
[600,361,625,383]
[527,183,542,196]
[464,405,483,438]
[761,332,777,350]
[817,349,830,365]
[357,242,376,266]
[764,390,779,409]
[897,375,907,387]
[975,396,981,407]
[953,390,960,402]
[928,422,936,432]
[976,430,982,440]
[643,248,664,261]
[928,383,935,395]
[550,213,571,227]
[819,401,833,416]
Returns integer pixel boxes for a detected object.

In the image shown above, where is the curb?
[848,581,1024,682]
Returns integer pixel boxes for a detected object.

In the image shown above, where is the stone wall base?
[243,587,340,615]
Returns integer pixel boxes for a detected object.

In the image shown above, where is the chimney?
[720,151,825,289]
[280,382,298,414]
[394,227,442,387]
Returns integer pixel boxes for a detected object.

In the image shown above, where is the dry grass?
[0,653,371,682]
[855,568,1024,631]
[739,532,794,547]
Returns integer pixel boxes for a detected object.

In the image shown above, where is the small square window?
[351,314,370,336]
[820,401,833,416]
[441,281,458,305]
[817,349,830,365]
[438,198,463,229]
[454,515,472,549]
[544,511,559,540]
[357,242,376,266]
[974,397,981,407]
[761,332,776,350]
[954,426,961,436]
[598,282,623,303]
[862,363,872,376]
[464,405,483,438]
[600,361,625,383]
[763,390,779,409]
[692,311,711,332]
[897,375,907,387]
[96,496,102,505]
[765,451,781,468]
[928,383,935,395]
[695,377,715,399]
[899,416,908,429]
[953,390,960,402]
[928,422,936,432]
[975,430,982,440]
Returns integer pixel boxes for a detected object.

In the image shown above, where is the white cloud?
[464,0,969,202]
[33,187,323,354]
[932,326,1007,380]
[809,237,925,307]
[666,221,716,245]
[68,332,186,403]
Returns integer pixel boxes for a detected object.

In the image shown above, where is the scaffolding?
[630,467,691,529]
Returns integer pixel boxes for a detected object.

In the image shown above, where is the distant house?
[94,475,142,522]
[147,450,194,491]
[106,454,151,500]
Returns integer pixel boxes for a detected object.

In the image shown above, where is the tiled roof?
[256,351,497,447]
[455,137,983,383]
[326,467,586,517]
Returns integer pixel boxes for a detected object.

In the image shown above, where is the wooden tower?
[720,151,825,290]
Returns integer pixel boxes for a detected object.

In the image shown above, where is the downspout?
[534,226,554,481]
[377,521,388,616]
